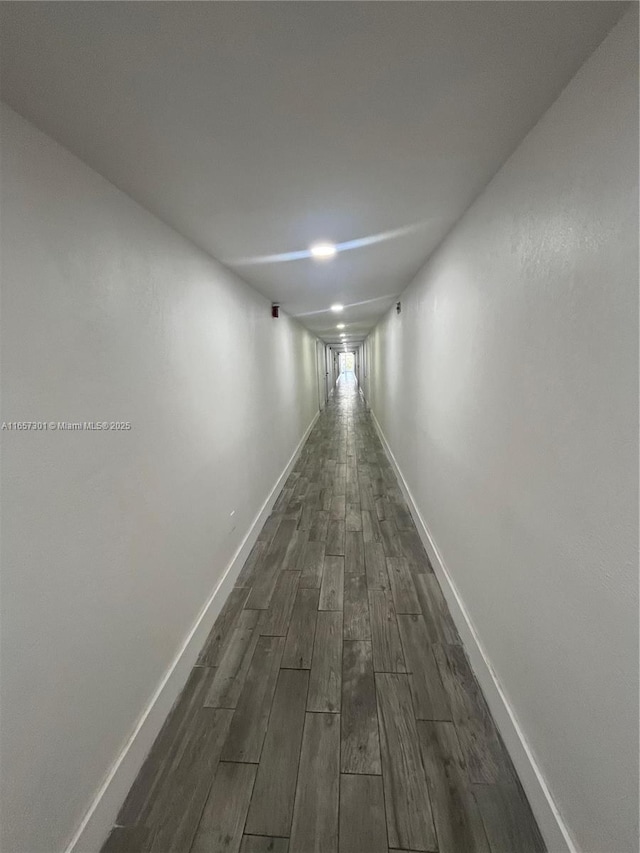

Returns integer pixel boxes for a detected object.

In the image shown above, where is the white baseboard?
[65,409,320,853]
[370,409,578,853]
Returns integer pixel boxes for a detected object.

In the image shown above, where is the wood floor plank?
[294,475,310,498]
[417,721,490,853]
[330,494,346,520]
[346,503,363,531]
[414,574,460,644]
[308,510,330,542]
[320,487,333,511]
[364,541,389,590]
[341,641,381,774]
[257,514,282,545]
[101,827,149,853]
[391,498,414,532]
[290,713,340,853]
[333,478,346,497]
[397,615,450,721]
[221,636,285,762]
[334,464,347,496]
[281,528,308,570]
[282,500,303,523]
[117,666,216,826]
[360,483,376,513]
[339,774,387,853]
[380,465,395,486]
[299,540,325,588]
[246,520,299,609]
[285,470,301,487]
[245,669,309,837]
[433,643,512,784]
[326,519,346,556]
[346,480,360,504]
[319,555,344,611]
[398,529,432,575]
[386,556,421,614]
[147,708,234,853]
[345,531,365,575]
[204,609,261,709]
[272,487,293,514]
[361,509,382,543]
[473,783,546,853]
[191,761,257,853]
[282,587,319,669]
[236,540,269,588]
[197,587,250,666]
[369,461,383,482]
[379,519,403,557]
[240,838,289,853]
[308,611,343,712]
[375,673,437,852]
[299,497,319,531]
[258,571,300,636]
[344,575,371,641]
[369,589,406,673]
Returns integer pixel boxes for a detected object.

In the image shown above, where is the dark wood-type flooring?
[103,374,546,853]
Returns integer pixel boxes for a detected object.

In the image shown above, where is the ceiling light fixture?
[310,242,337,260]
[331,303,344,312]
[336,323,345,329]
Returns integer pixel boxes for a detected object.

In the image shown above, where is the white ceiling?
[0,2,626,344]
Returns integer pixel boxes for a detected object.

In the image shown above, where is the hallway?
[2,6,637,852]
[103,375,544,853]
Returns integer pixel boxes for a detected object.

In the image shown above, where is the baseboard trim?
[65,408,320,853]
[370,409,577,853]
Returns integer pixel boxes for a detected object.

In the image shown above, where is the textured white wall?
[364,13,638,853]
[0,105,320,853]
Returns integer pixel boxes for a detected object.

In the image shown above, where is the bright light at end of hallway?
[330,303,343,312]
[310,242,337,260]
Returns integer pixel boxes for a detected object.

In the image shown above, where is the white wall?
[363,12,638,853]
[0,104,320,853]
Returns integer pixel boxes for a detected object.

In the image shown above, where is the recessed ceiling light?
[331,303,344,312]
[340,333,346,338]
[336,323,345,329]
[310,242,337,260]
